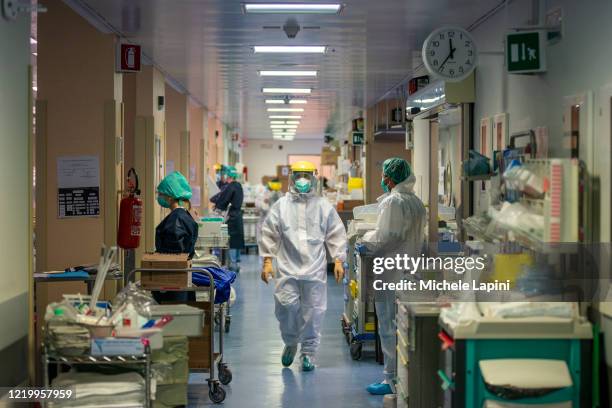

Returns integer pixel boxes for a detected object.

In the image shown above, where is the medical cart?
[341,234,359,342]
[131,268,232,404]
[346,251,383,362]
[42,342,152,408]
[242,208,260,253]
[196,222,233,333]
[396,302,442,408]
[437,316,593,407]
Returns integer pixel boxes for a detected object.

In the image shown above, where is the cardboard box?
[342,200,364,211]
[140,253,192,289]
[321,146,341,166]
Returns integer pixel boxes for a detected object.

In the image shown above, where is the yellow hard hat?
[290,161,316,173]
[268,181,282,191]
[214,163,222,171]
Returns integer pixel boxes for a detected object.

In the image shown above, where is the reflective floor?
[188,254,383,407]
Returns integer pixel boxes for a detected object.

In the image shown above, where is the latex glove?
[355,243,367,254]
[334,259,345,283]
[261,257,274,284]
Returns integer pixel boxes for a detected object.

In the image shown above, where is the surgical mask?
[157,196,171,208]
[295,178,312,193]
[381,178,390,193]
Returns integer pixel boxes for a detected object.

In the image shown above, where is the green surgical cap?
[157,171,192,200]
[382,157,411,184]
[224,166,238,179]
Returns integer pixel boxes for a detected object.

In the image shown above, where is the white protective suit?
[259,190,347,356]
[362,175,426,383]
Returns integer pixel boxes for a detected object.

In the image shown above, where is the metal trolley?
[42,344,152,408]
[129,268,232,404]
[195,235,234,333]
[344,252,383,363]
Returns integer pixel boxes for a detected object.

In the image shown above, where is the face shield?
[290,171,317,194]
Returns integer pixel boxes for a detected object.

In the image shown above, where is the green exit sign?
[506,31,546,74]
[352,131,364,145]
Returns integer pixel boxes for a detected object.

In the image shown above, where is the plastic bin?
[149,305,204,337]
[352,204,378,222]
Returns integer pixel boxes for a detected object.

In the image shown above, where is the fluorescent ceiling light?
[269,115,302,119]
[271,124,298,129]
[289,99,307,104]
[259,70,318,77]
[265,99,285,104]
[274,136,295,141]
[263,88,311,94]
[254,46,326,54]
[244,3,342,14]
[267,108,304,112]
[30,37,37,44]
[271,121,301,126]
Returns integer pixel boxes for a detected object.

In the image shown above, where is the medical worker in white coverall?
[259,161,348,372]
[361,157,426,397]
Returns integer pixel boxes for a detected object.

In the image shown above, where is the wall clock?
[422,26,477,82]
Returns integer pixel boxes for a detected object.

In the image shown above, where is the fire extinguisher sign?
[116,43,141,73]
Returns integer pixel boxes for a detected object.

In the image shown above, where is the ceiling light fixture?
[254,46,326,54]
[289,99,308,104]
[258,70,318,77]
[285,121,301,125]
[269,115,302,119]
[243,3,342,14]
[271,124,298,129]
[263,87,311,94]
[267,108,304,112]
[265,99,286,104]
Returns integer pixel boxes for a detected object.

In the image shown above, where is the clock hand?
[449,38,456,59]
[439,52,452,70]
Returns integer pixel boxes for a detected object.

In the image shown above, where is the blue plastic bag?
[192,267,236,304]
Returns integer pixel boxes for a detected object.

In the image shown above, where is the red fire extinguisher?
[117,168,142,249]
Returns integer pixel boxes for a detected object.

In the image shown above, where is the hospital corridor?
[1,0,612,407]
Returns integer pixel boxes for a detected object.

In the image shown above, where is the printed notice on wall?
[57,156,100,218]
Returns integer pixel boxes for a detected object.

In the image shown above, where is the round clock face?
[422,27,477,82]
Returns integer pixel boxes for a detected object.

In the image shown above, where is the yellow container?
[365,322,376,332]
[349,280,359,299]
[490,253,534,283]
[347,177,363,192]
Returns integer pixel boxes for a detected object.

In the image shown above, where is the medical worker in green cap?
[360,158,426,398]
[156,171,199,258]
[210,165,244,272]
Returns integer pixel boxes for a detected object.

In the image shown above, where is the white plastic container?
[149,305,204,337]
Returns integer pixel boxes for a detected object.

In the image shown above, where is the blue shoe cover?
[281,346,297,367]
[366,382,393,395]
[301,355,315,372]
